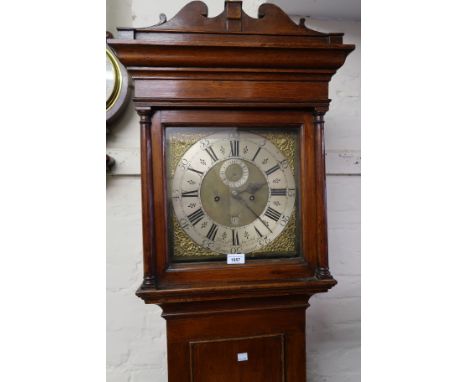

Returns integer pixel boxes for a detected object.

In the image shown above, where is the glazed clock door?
[168,128,299,261]
[148,109,323,289]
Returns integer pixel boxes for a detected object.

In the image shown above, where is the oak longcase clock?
[108,1,354,381]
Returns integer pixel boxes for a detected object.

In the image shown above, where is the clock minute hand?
[231,191,273,233]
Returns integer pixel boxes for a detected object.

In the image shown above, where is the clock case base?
[160,294,316,382]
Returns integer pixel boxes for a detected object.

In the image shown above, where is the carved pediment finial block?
[253,2,325,36]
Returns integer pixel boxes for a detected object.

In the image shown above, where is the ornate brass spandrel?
[171,213,218,259]
[251,209,297,255]
[260,131,297,175]
[167,131,207,179]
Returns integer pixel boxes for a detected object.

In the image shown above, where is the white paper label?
[237,352,248,362]
[227,254,245,264]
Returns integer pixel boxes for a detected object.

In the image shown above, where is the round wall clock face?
[106,47,130,122]
[106,49,121,110]
[171,131,296,255]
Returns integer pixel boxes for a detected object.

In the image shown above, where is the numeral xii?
[230,140,239,157]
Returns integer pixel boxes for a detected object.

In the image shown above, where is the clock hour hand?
[239,182,267,195]
[231,191,273,233]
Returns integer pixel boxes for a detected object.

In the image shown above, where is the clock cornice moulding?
[107,1,354,112]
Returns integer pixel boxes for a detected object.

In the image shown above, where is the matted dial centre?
[201,159,268,227]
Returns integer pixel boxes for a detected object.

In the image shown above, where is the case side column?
[137,107,157,288]
[313,109,333,280]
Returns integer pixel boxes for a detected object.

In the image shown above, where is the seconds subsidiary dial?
[171,131,296,255]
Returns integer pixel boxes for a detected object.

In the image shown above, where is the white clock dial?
[171,131,296,255]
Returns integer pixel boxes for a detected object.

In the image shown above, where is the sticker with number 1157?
[227,254,245,264]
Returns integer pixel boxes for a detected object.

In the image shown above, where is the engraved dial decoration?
[171,131,296,255]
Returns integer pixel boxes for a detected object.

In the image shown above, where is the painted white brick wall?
[106,2,360,381]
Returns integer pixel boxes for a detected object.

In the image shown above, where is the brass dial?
[171,131,296,255]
